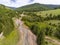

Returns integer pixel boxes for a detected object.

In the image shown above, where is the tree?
[37,29,45,45]
[30,24,45,45]
[55,26,60,39]
[45,27,53,36]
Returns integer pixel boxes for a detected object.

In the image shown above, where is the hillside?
[0,4,19,45]
[16,3,51,12]
[16,3,60,12]
[36,9,60,17]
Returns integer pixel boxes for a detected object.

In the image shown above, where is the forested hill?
[16,3,60,12]
[45,4,60,9]
[16,3,51,12]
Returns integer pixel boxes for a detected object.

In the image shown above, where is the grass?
[35,9,60,17]
[0,29,19,45]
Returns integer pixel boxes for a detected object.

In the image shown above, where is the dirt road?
[13,14,37,45]
[45,36,60,45]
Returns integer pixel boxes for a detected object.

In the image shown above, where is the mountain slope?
[16,3,51,12]
[16,3,60,12]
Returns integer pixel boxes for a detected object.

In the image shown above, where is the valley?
[0,3,60,45]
